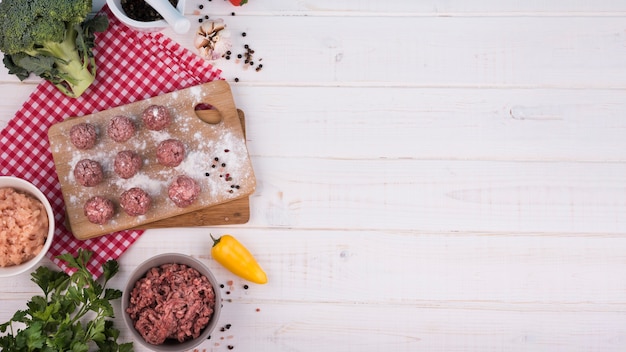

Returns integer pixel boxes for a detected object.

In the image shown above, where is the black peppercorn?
[242,32,247,37]
[237,54,242,59]
[199,4,204,9]
[234,78,239,82]
[231,12,235,16]
[243,284,249,289]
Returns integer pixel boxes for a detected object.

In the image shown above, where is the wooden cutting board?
[48,81,256,240]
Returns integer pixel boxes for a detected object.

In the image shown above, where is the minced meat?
[0,187,48,267]
[126,263,216,345]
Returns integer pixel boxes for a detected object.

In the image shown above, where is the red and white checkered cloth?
[0,5,221,278]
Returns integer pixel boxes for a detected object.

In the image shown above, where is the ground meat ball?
[73,159,104,187]
[142,105,171,131]
[114,150,142,179]
[120,187,151,216]
[108,115,136,142]
[126,263,216,345]
[168,175,200,208]
[69,122,97,149]
[0,187,48,267]
[156,139,185,167]
[83,196,115,225]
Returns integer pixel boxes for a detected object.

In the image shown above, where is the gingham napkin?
[0,5,221,278]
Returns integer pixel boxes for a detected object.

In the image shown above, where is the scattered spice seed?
[228,346,234,350]
[225,55,230,60]
[242,32,247,37]
[212,164,216,168]
[225,324,232,329]
[205,15,209,19]
[199,4,204,8]
[220,327,226,332]
[237,54,242,59]
[243,284,249,289]
[226,291,231,294]
[234,78,239,82]
[220,284,225,288]
[231,12,235,16]
[214,157,219,161]
[205,172,210,176]
[221,163,226,167]
[225,149,230,152]
[244,44,249,49]
[198,18,203,22]
[226,50,231,55]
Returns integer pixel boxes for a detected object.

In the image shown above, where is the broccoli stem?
[25,23,96,98]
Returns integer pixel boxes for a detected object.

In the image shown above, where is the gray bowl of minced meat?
[0,176,55,278]
[122,253,222,351]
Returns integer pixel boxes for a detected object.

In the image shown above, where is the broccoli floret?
[0,0,108,98]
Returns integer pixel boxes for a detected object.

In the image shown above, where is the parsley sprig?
[0,249,133,352]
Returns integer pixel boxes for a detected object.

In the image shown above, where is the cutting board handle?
[192,103,223,124]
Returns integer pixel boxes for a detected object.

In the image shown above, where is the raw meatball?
[156,139,185,167]
[168,175,200,208]
[114,150,142,179]
[141,105,171,131]
[84,196,115,225]
[108,115,136,142]
[120,187,151,216]
[70,122,97,149]
[73,159,104,187]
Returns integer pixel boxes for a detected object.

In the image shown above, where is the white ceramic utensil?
[143,0,191,34]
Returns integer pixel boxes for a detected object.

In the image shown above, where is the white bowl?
[106,0,187,33]
[122,253,222,351]
[0,176,55,278]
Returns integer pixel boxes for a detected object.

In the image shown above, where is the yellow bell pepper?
[210,234,268,284]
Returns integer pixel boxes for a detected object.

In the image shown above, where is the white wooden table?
[2,1,626,351]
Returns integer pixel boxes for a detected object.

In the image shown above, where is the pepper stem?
[210,233,221,247]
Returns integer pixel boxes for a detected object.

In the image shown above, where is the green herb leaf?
[0,249,133,351]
